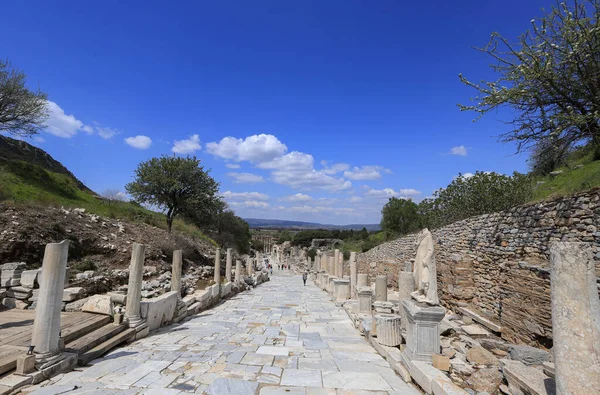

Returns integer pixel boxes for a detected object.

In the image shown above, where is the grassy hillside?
[0,139,214,244]
[531,148,600,200]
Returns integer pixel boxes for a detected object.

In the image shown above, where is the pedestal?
[225,248,233,282]
[327,276,337,294]
[336,279,350,302]
[402,299,445,363]
[375,314,402,347]
[357,287,373,314]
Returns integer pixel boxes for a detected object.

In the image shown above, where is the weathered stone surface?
[62,287,85,302]
[508,345,550,366]
[549,242,600,394]
[402,299,445,363]
[81,294,113,315]
[140,291,177,331]
[375,275,387,302]
[467,367,503,394]
[65,296,90,312]
[20,269,41,288]
[432,354,450,371]
[466,346,499,366]
[357,189,600,345]
[501,359,556,395]
[375,313,402,347]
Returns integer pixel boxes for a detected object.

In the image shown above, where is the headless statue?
[411,228,439,305]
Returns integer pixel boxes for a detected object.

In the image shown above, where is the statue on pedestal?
[410,228,439,305]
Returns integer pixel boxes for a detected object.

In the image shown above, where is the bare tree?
[101,189,126,206]
[0,59,49,137]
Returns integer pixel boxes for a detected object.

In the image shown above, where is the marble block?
[402,298,445,363]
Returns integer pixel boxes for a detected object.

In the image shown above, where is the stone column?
[375,314,402,346]
[398,271,415,331]
[402,299,446,362]
[247,256,253,276]
[235,260,242,285]
[171,250,183,296]
[549,242,600,394]
[350,252,357,298]
[375,275,387,302]
[171,250,187,322]
[329,257,335,275]
[214,248,221,284]
[31,240,69,365]
[334,249,340,277]
[357,287,373,314]
[124,243,145,328]
[225,248,233,282]
[357,273,368,288]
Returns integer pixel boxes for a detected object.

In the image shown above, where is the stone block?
[140,291,177,331]
[458,307,502,333]
[409,360,449,394]
[81,295,113,315]
[402,299,446,363]
[220,282,232,298]
[466,346,499,366]
[20,270,40,288]
[62,287,85,302]
[16,355,36,375]
[501,359,556,395]
[432,354,450,371]
[431,378,470,395]
[1,262,26,271]
[2,297,30,309]
[107,292,127,305]
[6,286,32,300]
[182,295,196,307]
[508,345,551,366]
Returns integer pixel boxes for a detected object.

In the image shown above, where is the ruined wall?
[357,188,600,346]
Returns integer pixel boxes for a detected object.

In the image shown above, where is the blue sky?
[1,0,551,224]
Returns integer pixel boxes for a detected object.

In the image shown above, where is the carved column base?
[401,298,445,363]
[375,313,402,347]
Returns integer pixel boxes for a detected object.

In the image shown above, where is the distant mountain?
[244,218,380,231]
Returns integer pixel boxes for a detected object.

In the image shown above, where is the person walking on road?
[302,271,308,286]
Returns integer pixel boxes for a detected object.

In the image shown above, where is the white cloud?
[349,196,363,203]
[124,135,152,149]
[44,101,119,140]
[259,151,352,192]
[172,134,201,154]
[206,134,287,163]
[32,136,45,143]
[230,200,270,209]
[321,162,350,175]
[227,172,265,184]
[450,145,468,156]
[226,163,241,169]
[222,191,269,201]
[453,172,475,180]
[283,193,313,202]
[364,187,421,199]
[344,165,390,180]
[44,101,83,138]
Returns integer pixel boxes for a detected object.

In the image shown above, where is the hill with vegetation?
[245,217,380,231]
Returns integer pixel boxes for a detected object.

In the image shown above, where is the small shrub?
[72,259,96,273]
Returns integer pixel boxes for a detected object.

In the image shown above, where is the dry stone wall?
[358,188,600,346]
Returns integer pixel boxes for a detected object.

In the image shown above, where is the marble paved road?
[27,272,420,395]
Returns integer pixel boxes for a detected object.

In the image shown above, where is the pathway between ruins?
[25,271,419,395]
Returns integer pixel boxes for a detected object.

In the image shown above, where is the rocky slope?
[0,203,219,296]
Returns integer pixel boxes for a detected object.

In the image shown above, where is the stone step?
[62,315,111,344]
[77,328,135,366]
[65,323,127,355]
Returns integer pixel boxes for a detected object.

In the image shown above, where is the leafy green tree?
[359,227,370,240]
[277,230,293,243]
[126,155,220,232]
[292,229,334,247]
[459,0,600,156]
[419,171,532,228]
[0,60,48,137]
[528,136,572,175]
[307,248,317,260]
[213,209,251,254]
[380,198,421,238]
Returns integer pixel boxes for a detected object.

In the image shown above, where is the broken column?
[375,314,402,346]
[125,243,145,328]
[549,242,600,394]
[214,248,221,283]
[375,275,387,302]
[334,249,340,277]
[398,270,415,332]
[246,256,253,276]
[225,248,233,282]
[350,252,357,298]
[31,240,69,367]
[171,250,187,322]
[235,260,242,285]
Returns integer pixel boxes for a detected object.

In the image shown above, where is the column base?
[34,350,66,370]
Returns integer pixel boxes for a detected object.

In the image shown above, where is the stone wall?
[358,188,600,346]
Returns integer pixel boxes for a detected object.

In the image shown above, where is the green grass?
[531,149,600,200]
[0,160,216,244]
